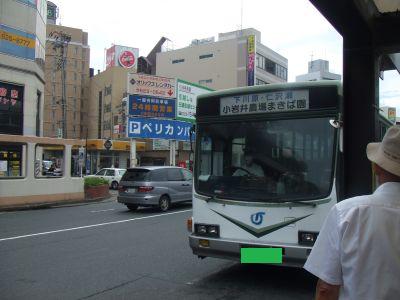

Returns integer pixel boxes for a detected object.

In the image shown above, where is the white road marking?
[0,209,192,242]
[90,209,115,213]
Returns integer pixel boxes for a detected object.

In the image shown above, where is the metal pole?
[61,44,67,139]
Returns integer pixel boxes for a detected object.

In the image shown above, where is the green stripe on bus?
[240,248,282,264]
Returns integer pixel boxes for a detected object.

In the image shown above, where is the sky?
[53,0,399,113]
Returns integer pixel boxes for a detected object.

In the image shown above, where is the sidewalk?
[0,191,116,212]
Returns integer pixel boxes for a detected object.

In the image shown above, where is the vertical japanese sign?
[127,117,193,141]
[247,35,255,86]
[176,79,213,123]
[128,95,176,118]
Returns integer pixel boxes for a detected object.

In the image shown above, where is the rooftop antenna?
[238,0,243,36]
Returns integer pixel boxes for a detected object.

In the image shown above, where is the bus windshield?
[195,117,336,203]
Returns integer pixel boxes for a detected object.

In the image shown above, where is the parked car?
[117,166,193,212]
[86,168,127,189]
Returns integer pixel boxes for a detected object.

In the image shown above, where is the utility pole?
[50,30,71,139]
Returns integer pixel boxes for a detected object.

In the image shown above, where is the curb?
[0,195,115,212]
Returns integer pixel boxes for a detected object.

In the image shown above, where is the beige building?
[156,28,288,90]
[43,21,90,139]
[0,0,46,176]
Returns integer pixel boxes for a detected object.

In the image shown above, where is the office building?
[156,28,288,90]
[296,59,341,82]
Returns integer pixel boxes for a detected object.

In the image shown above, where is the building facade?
[156,28,288,90]
[0,0,47,176]
[43,8,90,139]
[296,59,341,82]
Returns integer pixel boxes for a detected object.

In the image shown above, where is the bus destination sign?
[220,90,309,116]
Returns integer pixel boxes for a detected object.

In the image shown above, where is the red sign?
[105,45,116,69]
[178,161,186,168]
[119,51,135,68]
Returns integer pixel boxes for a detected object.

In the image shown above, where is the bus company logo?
[119,50,135,68]
[250,212,265,225]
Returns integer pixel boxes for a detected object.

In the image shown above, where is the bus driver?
[233,148,265,177]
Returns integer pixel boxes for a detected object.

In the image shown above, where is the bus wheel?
[159,195,170,212]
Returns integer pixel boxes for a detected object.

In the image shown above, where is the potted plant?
[84,177,110,200]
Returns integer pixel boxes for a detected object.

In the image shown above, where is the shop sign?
[128,74,176,99]
[128,95,176,118]
[247,35,255,86]
[127,117,193,141]
[0,24,36,60]
[176,79,213,123]
[105,45,138,69]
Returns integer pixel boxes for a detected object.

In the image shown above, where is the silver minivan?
[117,166,193,211]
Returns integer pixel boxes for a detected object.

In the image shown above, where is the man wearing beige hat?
[304,126,400,300]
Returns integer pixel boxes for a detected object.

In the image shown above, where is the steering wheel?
[232,167,254,177]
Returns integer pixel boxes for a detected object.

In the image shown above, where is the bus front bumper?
[189,235,312,268]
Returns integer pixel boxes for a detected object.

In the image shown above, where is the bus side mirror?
[329,119,343,153]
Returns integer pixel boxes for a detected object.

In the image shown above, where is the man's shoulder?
[335,194,373,213]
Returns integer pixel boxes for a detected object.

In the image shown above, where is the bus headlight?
[195,223,220,237]
[298,231,319,245]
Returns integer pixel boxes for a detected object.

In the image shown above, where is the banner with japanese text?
[128,73,176,99]
[128,95,176,118]
[220,90,309,116]
[127,117,193,141]
[176,79,213,123]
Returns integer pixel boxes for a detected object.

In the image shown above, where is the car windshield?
[121,169,150,181]
[195,117,336,203]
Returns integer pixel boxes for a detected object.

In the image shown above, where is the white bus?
[187,80,394,266]
[188,81,343,266]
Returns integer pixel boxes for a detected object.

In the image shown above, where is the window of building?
[98,91,102,139]
[35,144,64,178]
[82,61,85,70]
[199,54,213,59]
[74,86,77,94]
[74,111,77,120]
[52,109,55,120]
[0,81,24,135]
[0,144,25,178]
[74,60,77,68]
[74,72,77,81]
[256,53,288,81]
[73,98,77,109]
[172,59,185,64]
[74,47,78,55]
[256,78,268,85]
[199,79,212,85]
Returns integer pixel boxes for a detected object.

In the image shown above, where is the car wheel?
[126,204,138,211]
[159,195,170,212]
[111,181,118,190]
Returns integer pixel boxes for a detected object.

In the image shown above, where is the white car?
[87,168,126,189]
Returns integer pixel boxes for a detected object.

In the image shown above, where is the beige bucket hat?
[366,126,400,177]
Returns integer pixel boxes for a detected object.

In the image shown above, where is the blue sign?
[128,95,176,119]
[0,24,36,61]
[127,117,193,141]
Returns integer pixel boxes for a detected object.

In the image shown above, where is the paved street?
[0,193,316,299]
